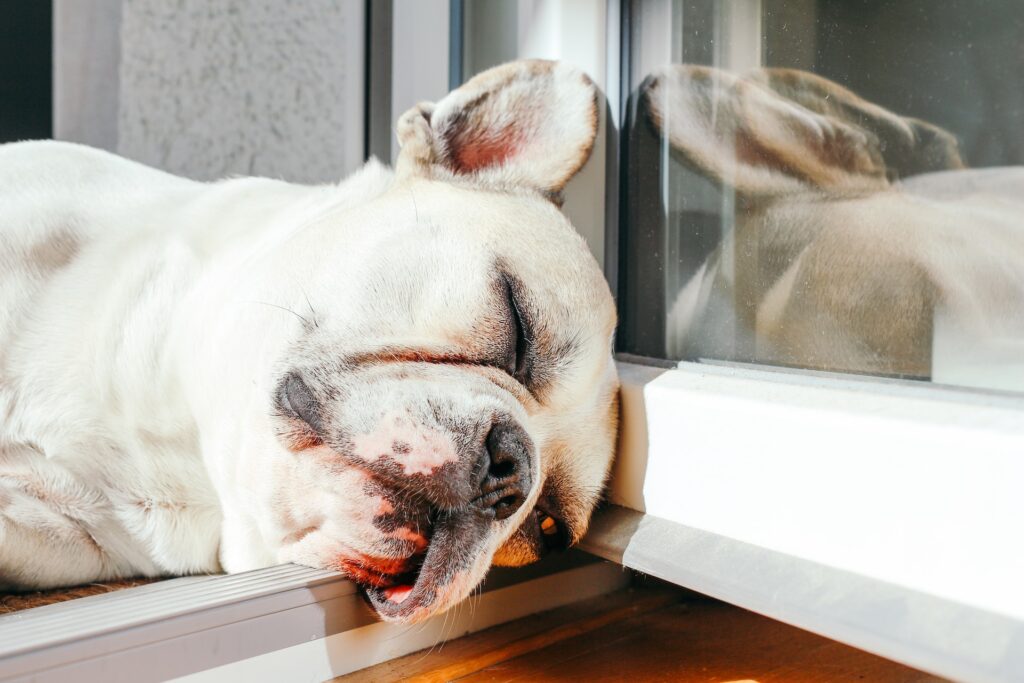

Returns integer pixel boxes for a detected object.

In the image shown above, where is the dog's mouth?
[364,556,425,604]
[362,508,491,621]
[336,554,426,590]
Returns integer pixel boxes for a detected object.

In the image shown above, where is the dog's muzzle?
[357,419,535,621]
[277,371,536,619]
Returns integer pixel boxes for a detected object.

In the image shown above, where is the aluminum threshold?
[0,551,627,682]
[579,504,1024,683]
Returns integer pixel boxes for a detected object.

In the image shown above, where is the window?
[601,3,1024,680]
[456,2,1024,680]
[619,0,1024,393]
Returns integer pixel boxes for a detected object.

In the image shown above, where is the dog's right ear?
[394,60,598,202]
[643,65,895,197]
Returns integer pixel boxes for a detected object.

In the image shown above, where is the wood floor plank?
[457,601,945,683]
[346,583,948,683]
[405,592,679,683]
[336,586,681,683]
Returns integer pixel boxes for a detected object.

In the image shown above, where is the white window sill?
[0,553,626,682]
[582,357,1024,682]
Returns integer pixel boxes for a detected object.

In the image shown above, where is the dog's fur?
[0,60,619,622]
[647,66,1024,382]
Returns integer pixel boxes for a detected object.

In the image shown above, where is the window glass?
[619,0,1024,392]
[460,0,520,82]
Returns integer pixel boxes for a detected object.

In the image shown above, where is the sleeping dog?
[647,66,1024,386]
[0,60,619,622]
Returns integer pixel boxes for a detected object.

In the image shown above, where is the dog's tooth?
[540,515,557,534]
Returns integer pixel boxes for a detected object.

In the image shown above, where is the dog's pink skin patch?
[448,125,523,173]
[392,526,428,551]
[351,414,459,475]
[383,584,414,603]
[376,497,395,516]
[456,133,519,172]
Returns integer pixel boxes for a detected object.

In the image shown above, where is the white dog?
[0,60,619,622]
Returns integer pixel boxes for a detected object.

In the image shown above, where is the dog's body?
[649,66,1024,384]
[0,142,390,584]
[0,60,619,622]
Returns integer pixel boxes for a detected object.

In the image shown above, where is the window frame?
[597,358,1024,682]
[0,555,625,682]
[605,1,1024,680]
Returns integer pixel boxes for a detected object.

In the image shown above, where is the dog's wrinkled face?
[240,61,617,622]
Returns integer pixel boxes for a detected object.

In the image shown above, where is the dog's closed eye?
[502,274,532,386]
[280,373,323,435]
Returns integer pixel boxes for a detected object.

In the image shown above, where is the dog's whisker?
[299,286,320,329]
[409,186,419,223]
[249,300,312,327]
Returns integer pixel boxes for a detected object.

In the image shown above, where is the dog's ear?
[750,68,964,179]
[395,60,598,200]
[644,65,916,197]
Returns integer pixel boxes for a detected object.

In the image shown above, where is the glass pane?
[460,0,520,82]
[620,0,1024,392]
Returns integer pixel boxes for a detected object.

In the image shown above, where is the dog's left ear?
[395,60,598,200]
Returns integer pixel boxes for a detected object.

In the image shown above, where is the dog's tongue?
[382,584,414,603]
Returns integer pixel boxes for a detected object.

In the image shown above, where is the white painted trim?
[0,554,625,682]
[172,561,627,683]
[604,358,1024,679]
[581,505,1024,683]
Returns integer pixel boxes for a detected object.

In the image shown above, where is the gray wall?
[55,0,366,183]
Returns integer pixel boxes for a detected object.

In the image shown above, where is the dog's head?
[236,60,616,622]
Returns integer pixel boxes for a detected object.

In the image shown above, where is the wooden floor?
[339,582,947,683]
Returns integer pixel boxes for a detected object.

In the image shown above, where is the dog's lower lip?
[367,508,492,620]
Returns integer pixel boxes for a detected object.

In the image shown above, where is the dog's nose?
[475,421,531,520]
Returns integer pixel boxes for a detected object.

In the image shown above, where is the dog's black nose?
[476,421,532,520]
